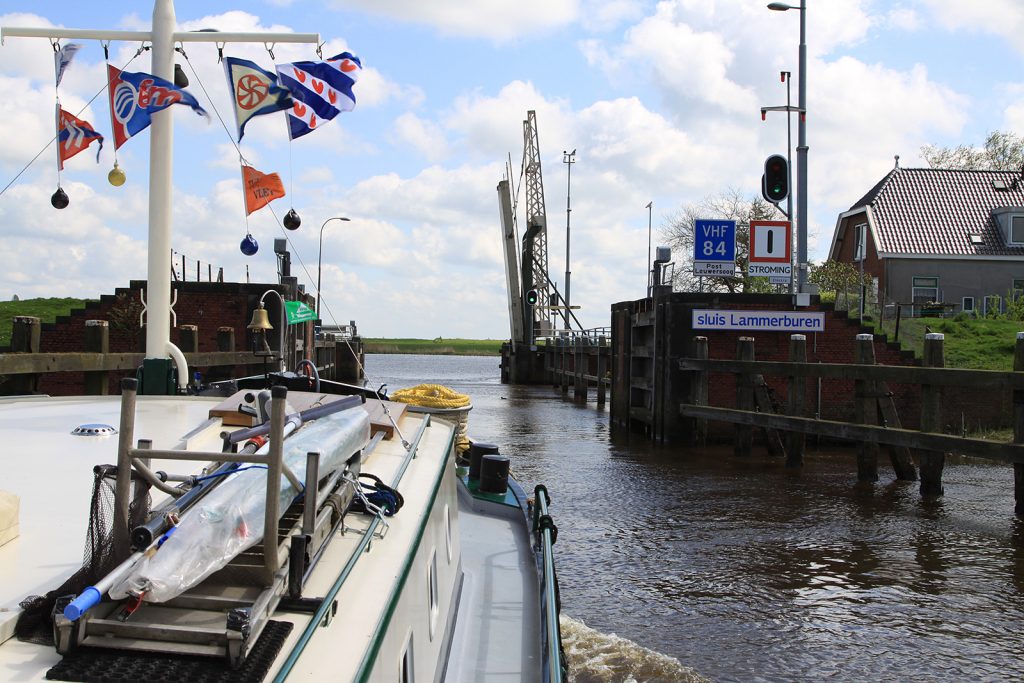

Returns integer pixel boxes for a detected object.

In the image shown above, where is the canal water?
[365,353,1024,683]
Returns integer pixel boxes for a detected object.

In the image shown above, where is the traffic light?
[525,289,538,306]
[762,154,788,203]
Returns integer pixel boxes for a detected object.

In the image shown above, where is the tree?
[920,130,1024,171]
[808,259,870,310]
[661,189,786,293]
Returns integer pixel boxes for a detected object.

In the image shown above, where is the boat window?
[428,549,439,640]
[444,504,453,563]
[400,633,414,683]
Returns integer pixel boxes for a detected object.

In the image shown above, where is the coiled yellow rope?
[389,384,471,410]
[390,384,472,454]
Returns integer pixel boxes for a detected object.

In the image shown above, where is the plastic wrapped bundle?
[111,406,369,603]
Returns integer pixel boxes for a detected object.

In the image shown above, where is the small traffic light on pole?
[526,289,538,305]
[762,154,788,203]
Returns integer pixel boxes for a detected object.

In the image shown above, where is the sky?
[1,1,1023,339]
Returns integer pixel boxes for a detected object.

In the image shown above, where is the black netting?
[16,464,151,645]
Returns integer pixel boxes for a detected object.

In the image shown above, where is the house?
[827,164,1024,315]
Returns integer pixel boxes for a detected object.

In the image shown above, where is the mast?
[2,1,319,393]
[522,110,550,340]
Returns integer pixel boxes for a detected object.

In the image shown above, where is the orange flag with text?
[242,164,285,215]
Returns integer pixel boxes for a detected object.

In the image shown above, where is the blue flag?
[224,56,294,142]
[107,65,208,150]
[276,52,361,140]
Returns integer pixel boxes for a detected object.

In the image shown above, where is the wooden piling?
[574,339,588,401]
[919,333,945,497]
[735,337,754,457]
[596,335,607,405]
[854,334,880,482]
[1013,332,1024,516]
[786,334,806,467]
[8,316,40,394]
[217,326,235,352]
[84,320,109,396]
[178,324,199,353]
[692,336,709,446]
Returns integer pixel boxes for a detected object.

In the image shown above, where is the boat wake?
[560,615,710,683]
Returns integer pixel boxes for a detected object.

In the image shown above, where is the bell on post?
[247,303,273,331]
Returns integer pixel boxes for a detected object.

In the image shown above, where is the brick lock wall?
[31,280,307,396]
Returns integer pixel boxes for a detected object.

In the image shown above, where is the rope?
[389,384,471,410]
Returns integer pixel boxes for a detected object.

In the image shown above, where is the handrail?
[273,413,432,683]
[533,484,566,683]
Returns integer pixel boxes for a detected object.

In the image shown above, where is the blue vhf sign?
[693,219,736,277]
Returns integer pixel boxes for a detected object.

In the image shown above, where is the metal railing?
[533,484,567,683]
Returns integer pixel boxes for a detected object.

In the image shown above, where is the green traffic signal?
[526,289,539,305]
[762,154,789,203]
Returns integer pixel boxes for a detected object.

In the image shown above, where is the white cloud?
[325,0,580,42]
[392,113,449,161]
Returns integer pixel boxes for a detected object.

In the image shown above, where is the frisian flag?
[223,56,293,142]
[275,52,361,140]
[56,105,104,170]
[242,164,285,216]
[107,65,209,150]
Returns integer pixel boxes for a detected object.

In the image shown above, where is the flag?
[275,51,361,140]
[284,300,316,324]
[55,43,83,87]
[56,105,104,170]
[223,56,294,142]
[242,164,285,215]
[107,65,209,150]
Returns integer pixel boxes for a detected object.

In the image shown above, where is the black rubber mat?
[45,619,293,682]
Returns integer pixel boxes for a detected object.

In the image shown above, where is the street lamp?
[562,149,576,330]
[646,201,653,296]
[768,0,808,295]
[317,216,350,316]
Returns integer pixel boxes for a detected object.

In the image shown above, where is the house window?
[962,296,975,313]
[854,223,867,262]
[1013,280,1024,300]
[1012,216,1024,244]
[912,277,939,304]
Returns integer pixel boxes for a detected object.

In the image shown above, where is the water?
[366,354,1024,683]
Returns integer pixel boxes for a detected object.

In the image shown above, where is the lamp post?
[645,201,653,296]
[562,149,576,330]
[768,1,808,294]
[317,216,350,316]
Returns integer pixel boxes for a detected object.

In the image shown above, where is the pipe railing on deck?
[533,484,567,683]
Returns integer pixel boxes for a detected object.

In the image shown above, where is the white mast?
[2,1,318,392]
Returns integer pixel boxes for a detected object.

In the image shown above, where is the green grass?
[0,298,88,346]
[857,314,1022,371]
[362,338,503,355]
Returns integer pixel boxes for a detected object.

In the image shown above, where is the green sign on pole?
[284,300,317,324]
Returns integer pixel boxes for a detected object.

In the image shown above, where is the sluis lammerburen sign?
[692,309,824,332]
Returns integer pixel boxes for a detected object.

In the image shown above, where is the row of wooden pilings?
[2,316,362,395]
[681,331,1024,516]
[546,332,611,405]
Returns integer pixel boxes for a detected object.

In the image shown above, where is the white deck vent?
[71,423,117,437]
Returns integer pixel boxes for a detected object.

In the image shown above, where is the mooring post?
[1013,332,1024,516]
[919,332,945,497]
[854,333,880,482]
[9,316,41,394]
[84,320,110,396]
[735,336,755,457]
[596,335,607,405]
[786,334,807,467]
[575,337,588,401]
[692,336,709,446]
[561,338,569,395]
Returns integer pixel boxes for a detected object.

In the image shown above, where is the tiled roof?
[850,167,1024,256]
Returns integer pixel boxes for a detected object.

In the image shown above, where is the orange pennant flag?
[242,164,286,215]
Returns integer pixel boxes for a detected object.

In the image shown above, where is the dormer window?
[991,207,1024,245]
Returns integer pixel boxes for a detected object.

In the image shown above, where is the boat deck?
[445,482,542,681]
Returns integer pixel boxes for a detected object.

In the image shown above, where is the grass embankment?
[861,315,1021,371]
[362,338,503,355]
[0,298,86,346]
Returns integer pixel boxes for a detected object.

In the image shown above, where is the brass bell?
[247,303,274,331]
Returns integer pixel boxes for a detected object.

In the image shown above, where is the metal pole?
[562,149,575,329]
[317,216,349,316]
[784,71,794,296]
[646,201,653,296]
[796,1,808,293]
